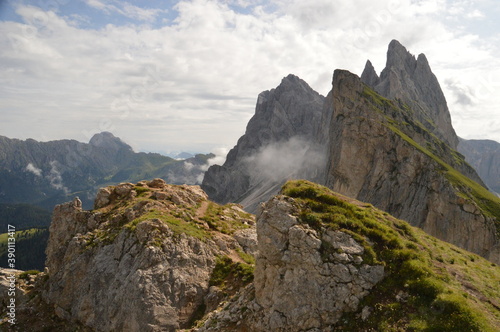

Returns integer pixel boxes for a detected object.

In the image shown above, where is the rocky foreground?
[1,180,499,331]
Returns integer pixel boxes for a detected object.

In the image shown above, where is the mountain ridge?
[202,40,500,264]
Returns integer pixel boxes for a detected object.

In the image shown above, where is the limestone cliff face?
[199,193,384,331]
[361,40,459,148]
[42,179,256,332]
[202,75,325,212]
[458,138,500,195]
[324,70,499,263]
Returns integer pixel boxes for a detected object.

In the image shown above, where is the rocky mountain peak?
[202,73,325,209]
[360,60,380,87]
[89,131,132,152]
[362,40,459,148]
[384,39,417,72]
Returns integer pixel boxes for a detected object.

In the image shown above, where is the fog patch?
[47,160,70,194]
[244,136,326,183]
[26,163,42,177]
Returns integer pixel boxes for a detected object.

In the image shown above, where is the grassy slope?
[282,180,500,332]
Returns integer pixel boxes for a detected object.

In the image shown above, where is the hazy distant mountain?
[0,132,213,211]
[175,152,195,159]
[458,138,500,195]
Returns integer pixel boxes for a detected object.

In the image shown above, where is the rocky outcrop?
[202,74,325,212]
[198,180,500,331]
[199,193,385,331]
[324,69,499,263]
[41,180,256,332]
[458,138,500,195]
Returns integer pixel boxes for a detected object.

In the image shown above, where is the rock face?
[324,69,499,263]
[361,40,458,148]
[42,180,256,332]
[199,193,384,332]
[458,138,500,195]
[202,74,325,212]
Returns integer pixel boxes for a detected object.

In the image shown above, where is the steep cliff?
[197,181,500,331]
[325,69,499,263]
[458,138,500,195]
[19,179,256,332]
[202,74,325,212]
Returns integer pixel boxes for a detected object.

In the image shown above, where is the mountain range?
[0,40,499,331]
[0,132,213,211]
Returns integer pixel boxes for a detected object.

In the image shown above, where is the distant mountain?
[0,132,214,211]
[175,152,195,159]
[458,138,500,195]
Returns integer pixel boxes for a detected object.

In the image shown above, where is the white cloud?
[0,0,499,154]
[47,161,69,194]
[25,163,42,176]
[84,0,166,22]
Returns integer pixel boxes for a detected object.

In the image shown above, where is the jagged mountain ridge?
[361,40,459,148]
[323,69,499,263]
[202,40,500,264]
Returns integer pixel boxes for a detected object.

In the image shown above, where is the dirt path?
[195,200,209,220]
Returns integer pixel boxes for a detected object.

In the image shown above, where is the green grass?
[281,180,500,331]
[19,269,41,280]
[125,210,210,241]
[201,202,251,235]
[209,256,254,288]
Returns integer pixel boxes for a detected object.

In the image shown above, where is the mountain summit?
[202,74,325,211]
[89,131,133,152]
[361,40,458,148]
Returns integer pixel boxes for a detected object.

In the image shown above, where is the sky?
[0,0,499,154]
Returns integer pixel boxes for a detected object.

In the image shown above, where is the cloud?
[445,78,474,106]
[47,160,69,194]
[244,136,326,183]
[25,163,42,176]
[0,0,499,153]
[84,0,166,22]
[178,147,229,184]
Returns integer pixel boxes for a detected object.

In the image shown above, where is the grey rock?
[199,195,384,331]
[324,69,499,263]
[42,184,254,332]
[361,40,458,148]
[458,138,500,195]
[202,74,325,212]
